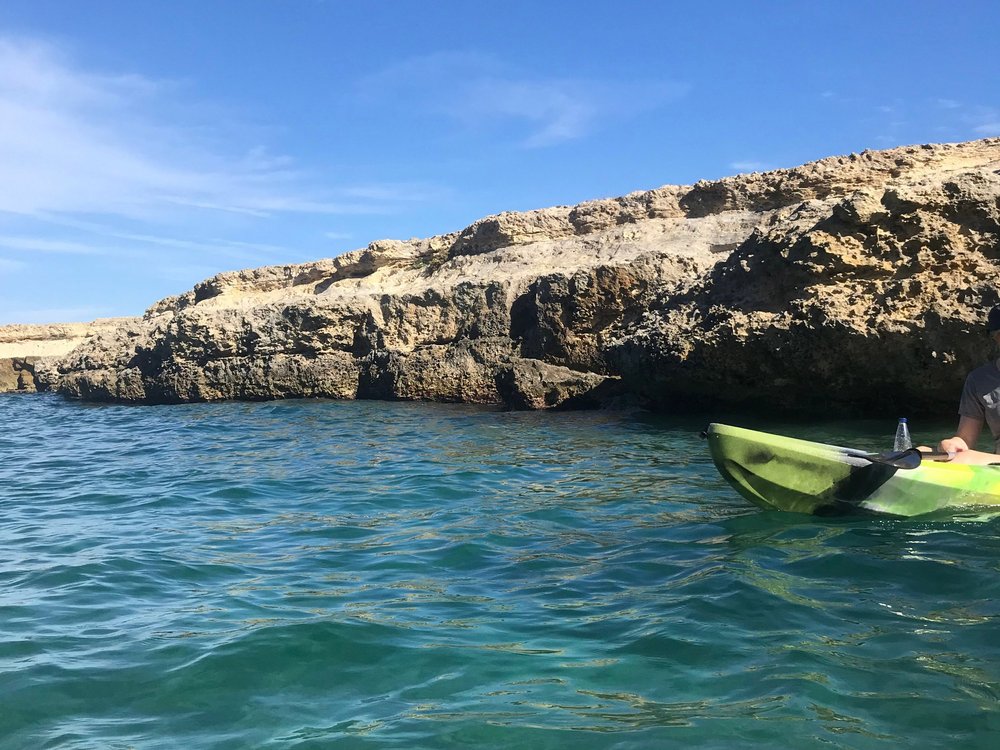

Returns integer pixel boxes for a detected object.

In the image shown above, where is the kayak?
[705,423,1000,517]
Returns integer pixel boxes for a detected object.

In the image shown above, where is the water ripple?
[2,395,1000,748]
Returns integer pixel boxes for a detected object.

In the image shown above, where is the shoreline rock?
[0,357,41,393]
[0,319,137,393]
[8,138,999,415]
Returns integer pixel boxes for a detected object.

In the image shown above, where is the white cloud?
[0,35,415,221]
[0,204,310,269]
[0,219,293,266]
[0,235,110,254]
[729,161,773,173]
[339,183,446,202]
[821,91,1000,144]
[0,257,26,272]
[359,51,689,148]
[463,79,600,148]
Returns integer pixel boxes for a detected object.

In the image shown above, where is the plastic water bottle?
[893,418,912,451]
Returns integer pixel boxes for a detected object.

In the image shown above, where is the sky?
[0,0,998,324]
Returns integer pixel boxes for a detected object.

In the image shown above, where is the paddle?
[862,448,954,470]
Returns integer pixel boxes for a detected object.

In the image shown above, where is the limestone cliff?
[0,320,137,393]
[38,138,1000,414]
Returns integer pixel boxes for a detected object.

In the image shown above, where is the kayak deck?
[706,423,1000,517]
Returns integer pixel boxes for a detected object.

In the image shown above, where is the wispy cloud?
[0,35,424,222]
[822,92,1000,144]
[0,235,111,254]
[338,183,446,202]
[935,98,961,109]
[729,160,773,173]
[0,257,26,273]
[8,214,294,265]
[359,51,689,148]
[938,102,1000,138]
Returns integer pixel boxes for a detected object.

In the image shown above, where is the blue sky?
[0,0,997,324]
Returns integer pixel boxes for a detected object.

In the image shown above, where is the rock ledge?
[19,138,1000,414]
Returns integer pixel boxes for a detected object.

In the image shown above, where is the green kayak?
[706,423,1000,517]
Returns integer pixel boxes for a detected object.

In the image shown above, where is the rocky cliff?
[36,138,1000,414]
[0,320,136,393]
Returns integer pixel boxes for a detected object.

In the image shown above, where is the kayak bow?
[706,423,1000,517]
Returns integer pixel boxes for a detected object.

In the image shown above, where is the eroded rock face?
[41,138,1000,414]
[0,319,137,393]
[608,158,1000,413]
[0,357,40,392]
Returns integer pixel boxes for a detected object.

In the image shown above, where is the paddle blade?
[867,448,924,470]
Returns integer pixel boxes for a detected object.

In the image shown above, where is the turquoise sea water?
[2,394,999,749]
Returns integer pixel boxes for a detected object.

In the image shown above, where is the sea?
[2,394,998,749]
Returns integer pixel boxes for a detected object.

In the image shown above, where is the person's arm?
[938,415,984,453]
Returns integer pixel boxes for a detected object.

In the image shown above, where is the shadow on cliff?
[604,180,1000,418]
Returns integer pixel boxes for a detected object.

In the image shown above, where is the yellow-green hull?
[706,423,1000,517]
